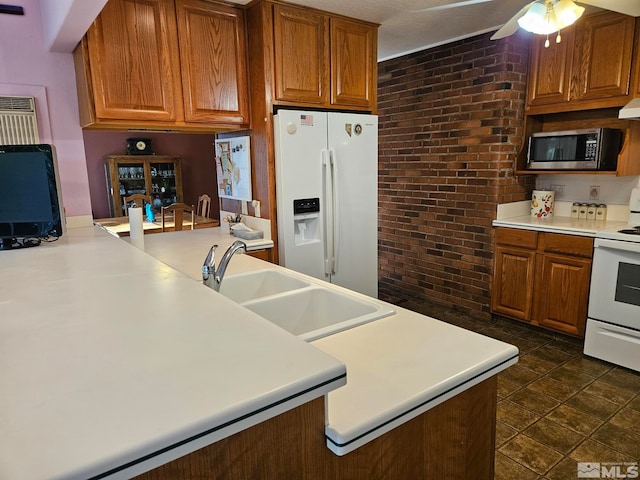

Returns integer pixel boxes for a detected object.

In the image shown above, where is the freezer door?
[327,113,378,297]
[274,110,328,281]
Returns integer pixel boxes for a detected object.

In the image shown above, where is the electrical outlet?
[589,185,600,200]
[551,184,565,199]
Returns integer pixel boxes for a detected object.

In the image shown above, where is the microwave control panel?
[585,135,598,161]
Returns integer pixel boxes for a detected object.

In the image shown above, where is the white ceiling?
[39,0,608,59]
[230,0,533,60]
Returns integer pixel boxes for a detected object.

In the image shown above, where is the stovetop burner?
[618,226,640,235]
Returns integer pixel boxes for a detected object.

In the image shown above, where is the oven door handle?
[596,238,640,254]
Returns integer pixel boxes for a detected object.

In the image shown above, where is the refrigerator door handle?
[329,148,339,275]
[322,149,333,277]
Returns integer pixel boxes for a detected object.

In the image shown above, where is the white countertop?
[0,227,341,480]
[125,227,274,281]
[1,225,519,477]
[313,310,517,455]
[138,228,520,457]
[493,200,628,236]
[492,214,628,236]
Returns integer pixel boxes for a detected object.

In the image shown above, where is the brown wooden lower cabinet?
[247,249,271,262]
[491,227,593,338]
[136,376,497,479]
[534,253,593,337]
[492,244,536,321]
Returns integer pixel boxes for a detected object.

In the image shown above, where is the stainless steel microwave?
[526,128,622,171]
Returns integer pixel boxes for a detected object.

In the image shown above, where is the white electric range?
[584,188,640,372]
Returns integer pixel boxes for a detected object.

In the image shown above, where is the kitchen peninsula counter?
[0,227,340,480]
[140,229,519,465]
[1,226,518,479]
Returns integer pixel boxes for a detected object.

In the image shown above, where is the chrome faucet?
[202,241,247,291]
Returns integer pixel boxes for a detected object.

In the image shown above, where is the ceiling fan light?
[518,2,554,34]
[554,0,584,29]
[518,0,584,36]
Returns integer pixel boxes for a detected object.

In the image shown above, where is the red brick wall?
[377,32,535,318]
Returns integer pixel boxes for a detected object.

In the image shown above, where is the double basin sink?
[219,268,395,341]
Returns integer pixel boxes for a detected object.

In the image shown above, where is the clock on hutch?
[126,137,154,155]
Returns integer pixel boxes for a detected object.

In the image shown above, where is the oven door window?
[588,240,640,330]
[615,262,640,307]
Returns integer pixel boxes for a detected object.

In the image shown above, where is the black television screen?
[0,144,64,250]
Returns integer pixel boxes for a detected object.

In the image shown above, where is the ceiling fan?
[416,0,640,42]
[491,0,640,40]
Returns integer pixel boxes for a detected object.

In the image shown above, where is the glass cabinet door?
[105,155,182,217]
[150,162,178,209]
[117,162,146,214]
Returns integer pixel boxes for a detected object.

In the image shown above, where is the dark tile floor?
[398,299,640,480]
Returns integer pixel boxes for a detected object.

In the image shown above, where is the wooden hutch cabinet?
[105,155,183,217]
[492,228,593,338]
[74,0,249,131]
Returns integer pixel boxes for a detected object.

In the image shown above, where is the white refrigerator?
[273,109,378,298]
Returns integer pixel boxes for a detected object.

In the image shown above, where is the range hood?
[619,98,640,120]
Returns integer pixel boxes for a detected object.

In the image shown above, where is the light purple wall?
[40,0,107,52]
[83,131,220,219]
[1,2,220,222]
[0,0,92,218]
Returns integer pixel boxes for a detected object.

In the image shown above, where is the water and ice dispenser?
[293,198,320,245]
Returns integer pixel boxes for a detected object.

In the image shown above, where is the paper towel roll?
[531,190,554,218]
[128,206,145,250]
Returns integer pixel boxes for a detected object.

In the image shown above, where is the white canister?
[531,190,555,218]
[596,204,607,221]
[587,203,597,220]
[578,203,588,219]
[570,202,580,219]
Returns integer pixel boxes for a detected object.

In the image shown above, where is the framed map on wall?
[214,136,252,202]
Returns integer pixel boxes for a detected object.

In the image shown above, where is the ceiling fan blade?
[415,0,496,13]
[490,1,536,39]
[577,0,640,17]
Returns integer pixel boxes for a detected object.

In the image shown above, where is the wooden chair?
[123,194,152,215]
[197,194,211,218]
[161,203,195,232]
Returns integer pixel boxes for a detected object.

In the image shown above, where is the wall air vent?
[0,95,40,145]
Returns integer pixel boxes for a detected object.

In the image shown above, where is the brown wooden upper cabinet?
[74,0,250,131]
[527,11,636,114]
[330,18,377,108]
[632,20,640,100]
[273,5,328,105]
[271,3,377,110]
